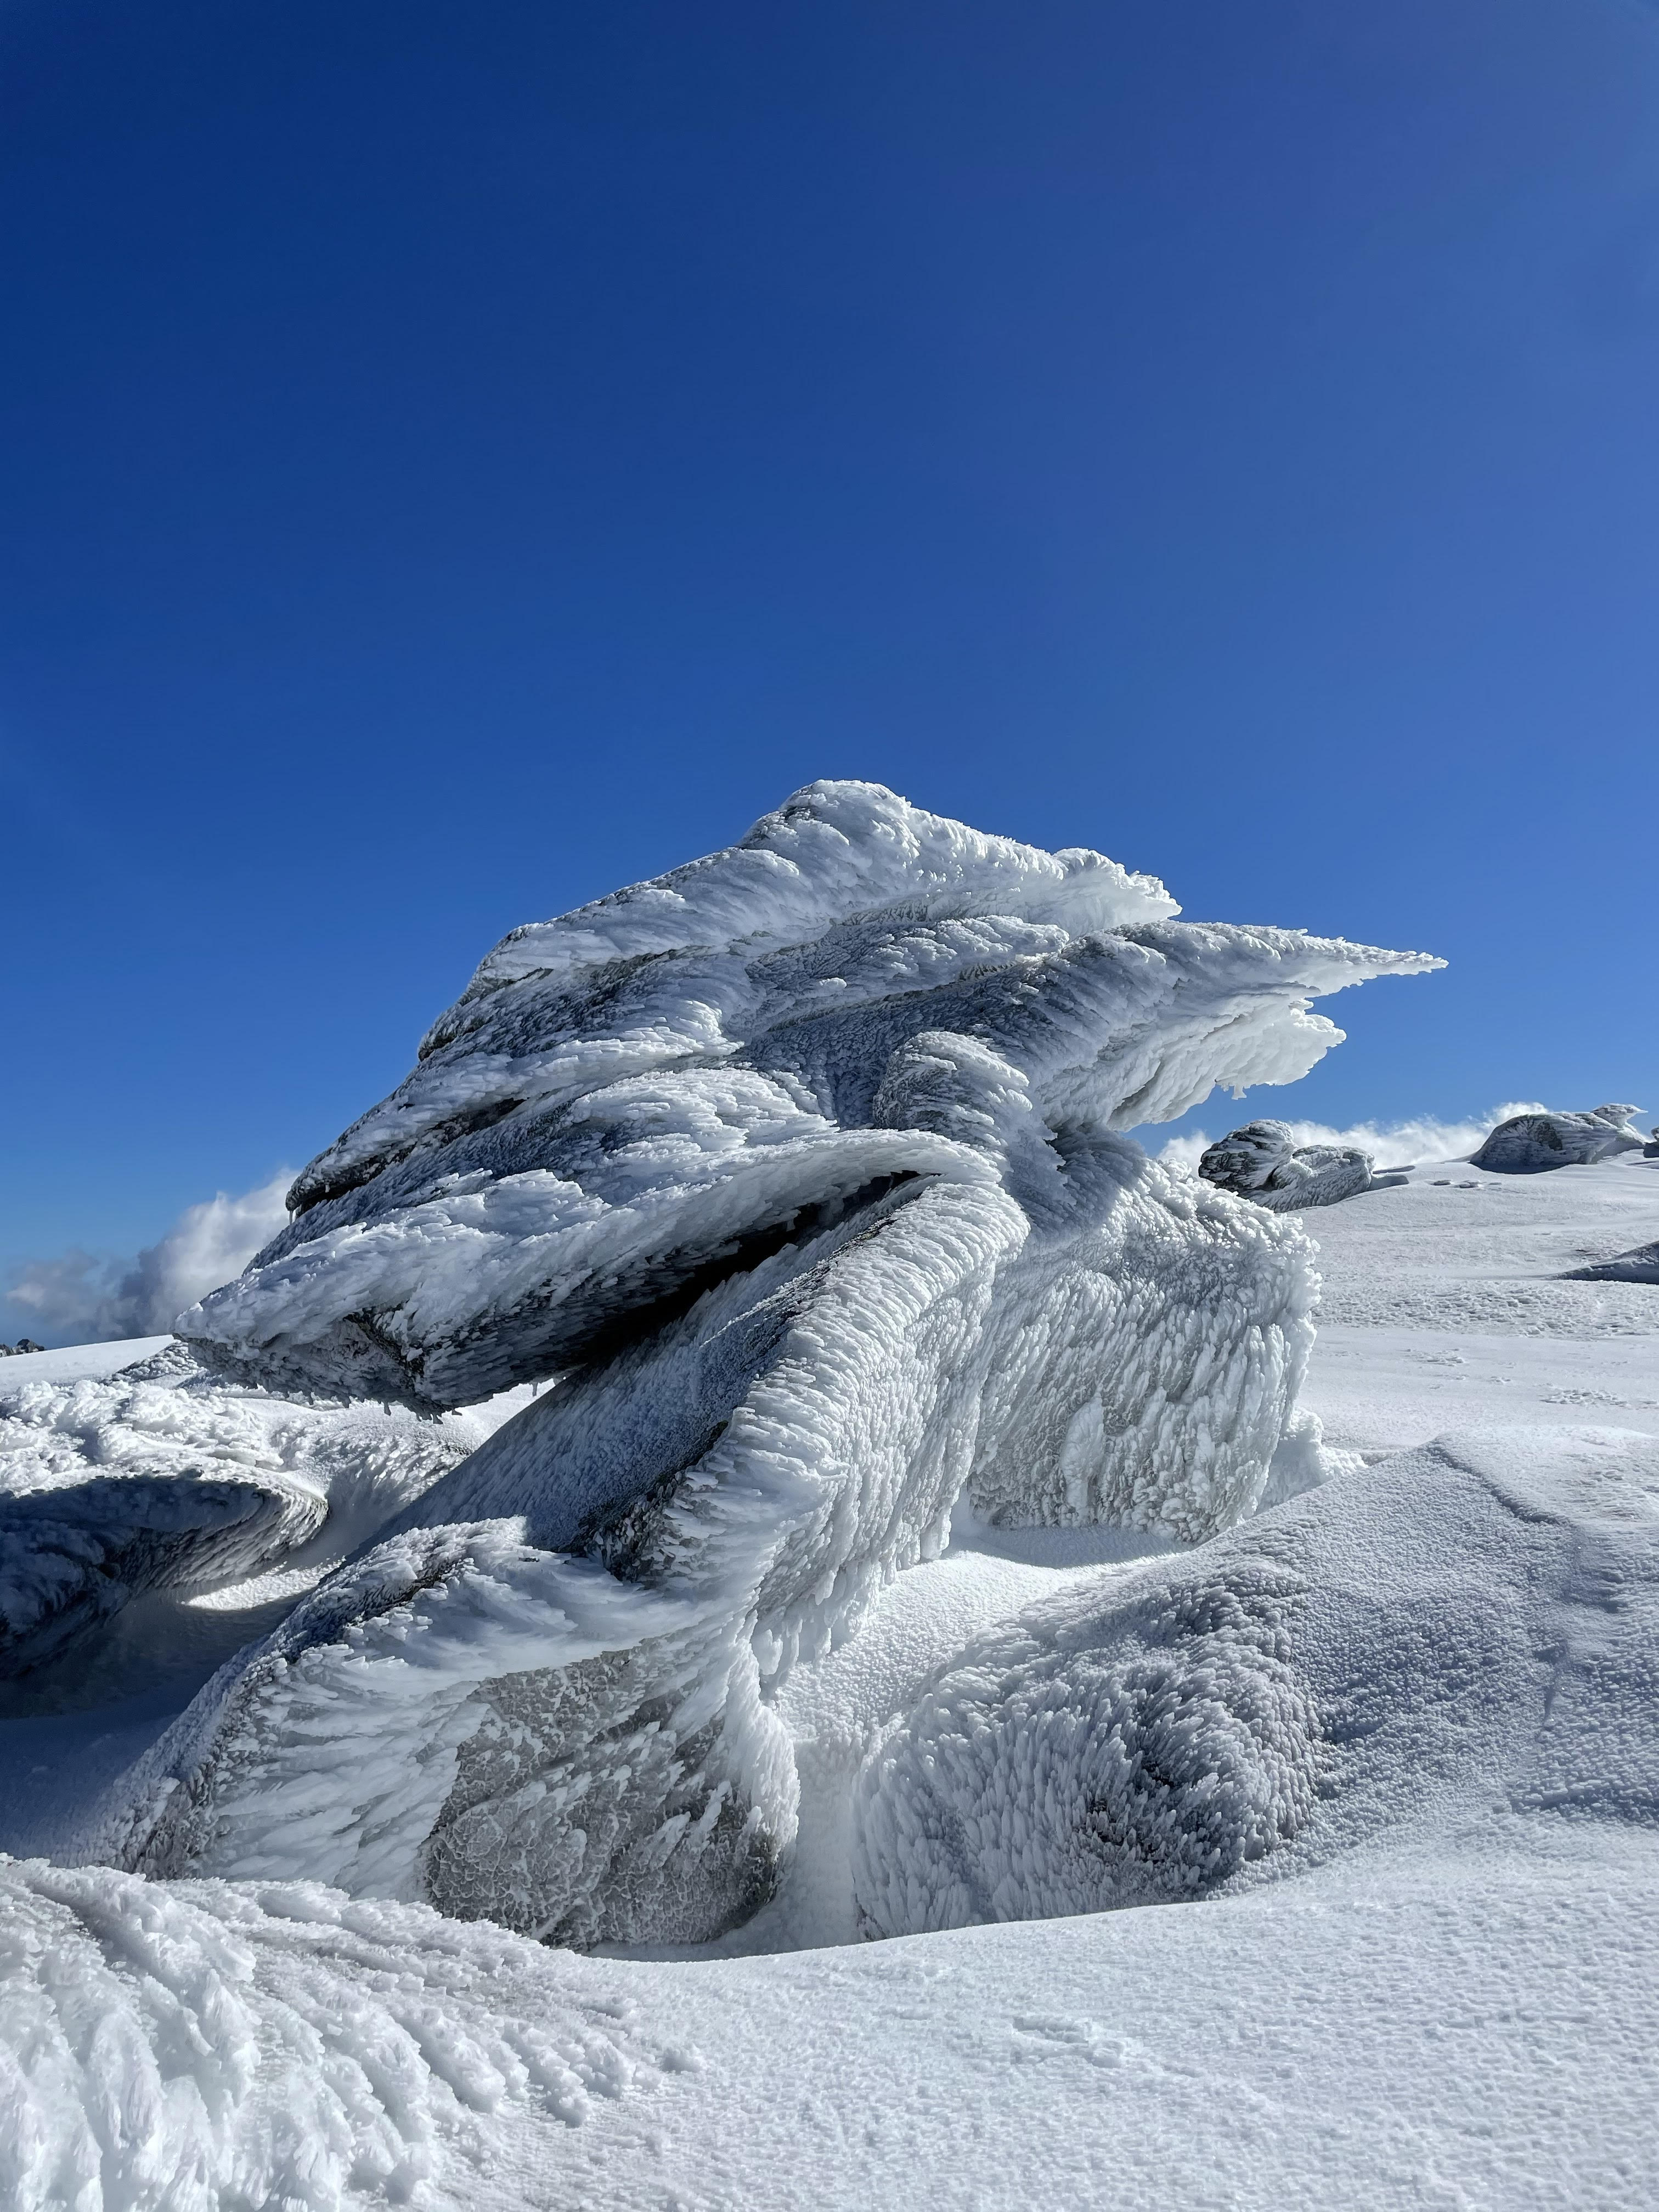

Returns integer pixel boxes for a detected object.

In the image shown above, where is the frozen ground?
[3,1146,1656,2207]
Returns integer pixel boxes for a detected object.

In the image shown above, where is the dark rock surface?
[1471,1104,1644,1175]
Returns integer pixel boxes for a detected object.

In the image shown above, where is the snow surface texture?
[1471,1101,1645,1173]
[0,1343,491,1681]
[1195,1117,1401,1211]
[850,1423,1659,1937]
[0,1858,680,2212]
[63,783,1435,1948]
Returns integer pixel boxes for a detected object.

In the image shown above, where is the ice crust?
[852,1423,1659,1938]
[41,786,1440,1948]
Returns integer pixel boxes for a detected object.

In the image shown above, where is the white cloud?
[4,1173,292,1347]
[1155,1104,1550,1178]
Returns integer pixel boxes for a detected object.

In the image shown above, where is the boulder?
[1470,1104,1644,1174]
[1197,1120,1397,1211]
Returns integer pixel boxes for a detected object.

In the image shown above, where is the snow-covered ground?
[4,1146,1657,2209]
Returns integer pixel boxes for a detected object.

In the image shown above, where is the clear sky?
[2,0,1656,1317]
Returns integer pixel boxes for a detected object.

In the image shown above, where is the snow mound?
[852,1423,1659,1936]
[1471,1103,1645,1173]
[177,781,1439,1409]
[0,1343,489,1676]
[1197,1118,1398,1211]
[853,1560,1321,1936]
[0,1857,671,2212]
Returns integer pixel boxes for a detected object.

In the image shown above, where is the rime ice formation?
[83,783,1439,1945]
[179,782,1439,1409]
[851,1424,1659,1938]
[0,1859,672,2212]
[1471,1103,1644,1174]
[0,1344,488,1678]
[1197,1119,1402,1211]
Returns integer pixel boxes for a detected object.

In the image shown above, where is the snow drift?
[852,1423,1659,1937]
[72,783,1438,1945]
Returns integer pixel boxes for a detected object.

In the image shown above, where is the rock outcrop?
[1561,1240,1659,1285]
[1470,1104,1644,1174]
[1197,1120,1399,1211]
[80,782,1440,1946]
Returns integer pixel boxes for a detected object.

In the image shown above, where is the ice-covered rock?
[0,1342,489,1675]
[81,784,1439,1945]
[178,782,1439,1409]
[1197,1119,1397,1211]
[1470,1103,1645,1174]
[92,1148,1323,1940]
[1562,1239,1659,1285]
[851,1424,1659,1937]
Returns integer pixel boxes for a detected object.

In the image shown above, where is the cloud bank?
[1156,1105,1549,1178]
[4,1174,291,1348]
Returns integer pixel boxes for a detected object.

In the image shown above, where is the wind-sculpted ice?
[853,1560,1322,1936]
[88,783,1439,1944]
[179,782,1438,1409]
[1197,1118,1402,1212]
[0,1344,483,1678]
[1471,1103,1644,1174]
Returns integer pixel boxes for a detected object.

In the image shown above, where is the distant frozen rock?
[80,783,1439,1945]
[1471,1103,1645,1175]
[851,1424,1659,1937]
[1562,1239,1659,1285]
[1197,1119,1408,1211]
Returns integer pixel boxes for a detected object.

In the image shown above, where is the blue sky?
[3,0,1656,1333]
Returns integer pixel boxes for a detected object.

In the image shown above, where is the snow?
[0,1343,513,1686]
[3,787,1656,2208]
